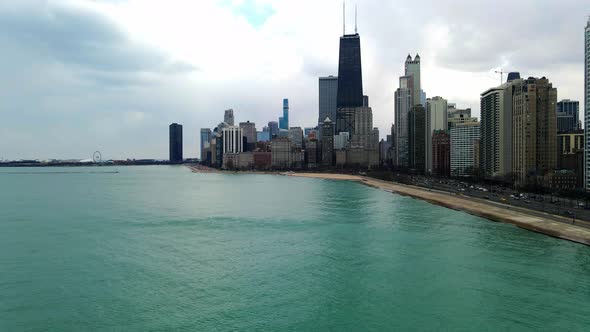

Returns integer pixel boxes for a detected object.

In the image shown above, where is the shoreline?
[288,172,590,246]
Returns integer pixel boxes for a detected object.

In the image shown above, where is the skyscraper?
[200,128,212,162]
[224,109,235,126]
[394,76,412,168]
[585,18,590,189]
[319,76,338,132]
[432,130,450,177]
[222,126,243,154]
[268,121,279,138]
[557,99,580,132]
[169,123,183,164]
[321,117,334,166]
[239,121,256,151]
[425,97,448,174]
[480,82,513,179]
[405,54,421,106]
[408,105,426,172]
[336,32,363,135]
[279,99,289,130]
[512,77,557,184]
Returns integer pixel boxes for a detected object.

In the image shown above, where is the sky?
[0,0,587,160]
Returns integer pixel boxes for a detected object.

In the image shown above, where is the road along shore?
[288,173,590,247]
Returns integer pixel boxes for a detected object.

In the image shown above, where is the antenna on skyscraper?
[343,2,346,35]
[355,4,357,34]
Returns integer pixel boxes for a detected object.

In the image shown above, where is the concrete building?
[394,75,413,168]
[480,83,513,180]
[586,18,590,189]
[305,139,320,168]
[432,130,450,177]
[451,122,480,177]
[271,137,292,169]
[319,76,338,133]
[288,127,304,148]
[425,97,448,174]
[253,152,272,170]
[222,126,243,154]
[512,77,557,185]
[334,132,350,150]
[321,118,334,166]
[448,106,476,129]
[279,99,289,130]
[557,99,580,132]
[405,54,421,106]
[169,123,183,164]
[347,107,379,167]
[408,105,426,173]
[224,109,235,126]
[379,139,392,166]
[200,128,212,162]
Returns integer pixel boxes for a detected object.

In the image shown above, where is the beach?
[288,172,590,246]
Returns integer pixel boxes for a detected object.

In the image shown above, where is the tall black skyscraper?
[336,33,364,135]
[169,123,183,163]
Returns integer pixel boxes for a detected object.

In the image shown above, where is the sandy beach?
[289,172,590,246]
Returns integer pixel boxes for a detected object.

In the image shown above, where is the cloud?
[0,0,586,160]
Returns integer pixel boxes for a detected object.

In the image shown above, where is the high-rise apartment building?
[480,82,513,179]
[408,104,426,172]
[394,76,412,168]
[319,76,338,133]
[279,99,289,130]
[432,130,450,177]
[405,54,421,106]
[450,122,480,177]
[512,77,557,184]
[169,123,183,164]
[224,109,235,126]
[425,97,448,174]
[200,128,212,162]
[557,99,580,132]
[558,130,584,188]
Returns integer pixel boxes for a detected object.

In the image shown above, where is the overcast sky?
[0,0,587,160]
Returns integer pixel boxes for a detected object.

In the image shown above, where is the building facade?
[480,83,513,180]
[586,19,590,189]
[408,105,426,172]
[450,122,480,177]
[268,121,279,139]
[169,123,183,163]
[200,128,212,162]
[394,76,413,168]
[557,99,580,132]
[432,130,450,177]
[239,121,257,150]
[425,96,448,174]
[288,127,304,148]
[222,126,244,154]
[336,32,364,136]
[319,76,338,133]
[512,77,557,185]
[558,130,584,188]
[405,54,421,106]
[321,118,334,166]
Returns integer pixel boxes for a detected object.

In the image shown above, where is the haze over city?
[0,0,586,160]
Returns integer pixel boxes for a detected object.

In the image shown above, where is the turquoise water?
[1,166,589,331]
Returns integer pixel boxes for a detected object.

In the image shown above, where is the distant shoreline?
[287,173,590,247]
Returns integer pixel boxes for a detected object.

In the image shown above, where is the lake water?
[1,166,589,331]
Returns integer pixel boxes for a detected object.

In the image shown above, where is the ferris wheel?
[93,151,102,164]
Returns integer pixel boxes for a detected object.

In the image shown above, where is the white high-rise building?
[585,18,590,189]
[394,76,412,167]
[450,122,480,177]
[425,97,448,174]
[222,126,243,154]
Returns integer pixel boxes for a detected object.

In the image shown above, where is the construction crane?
[494,69,508,85]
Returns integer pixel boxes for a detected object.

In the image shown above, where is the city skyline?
[0,0,587,160]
